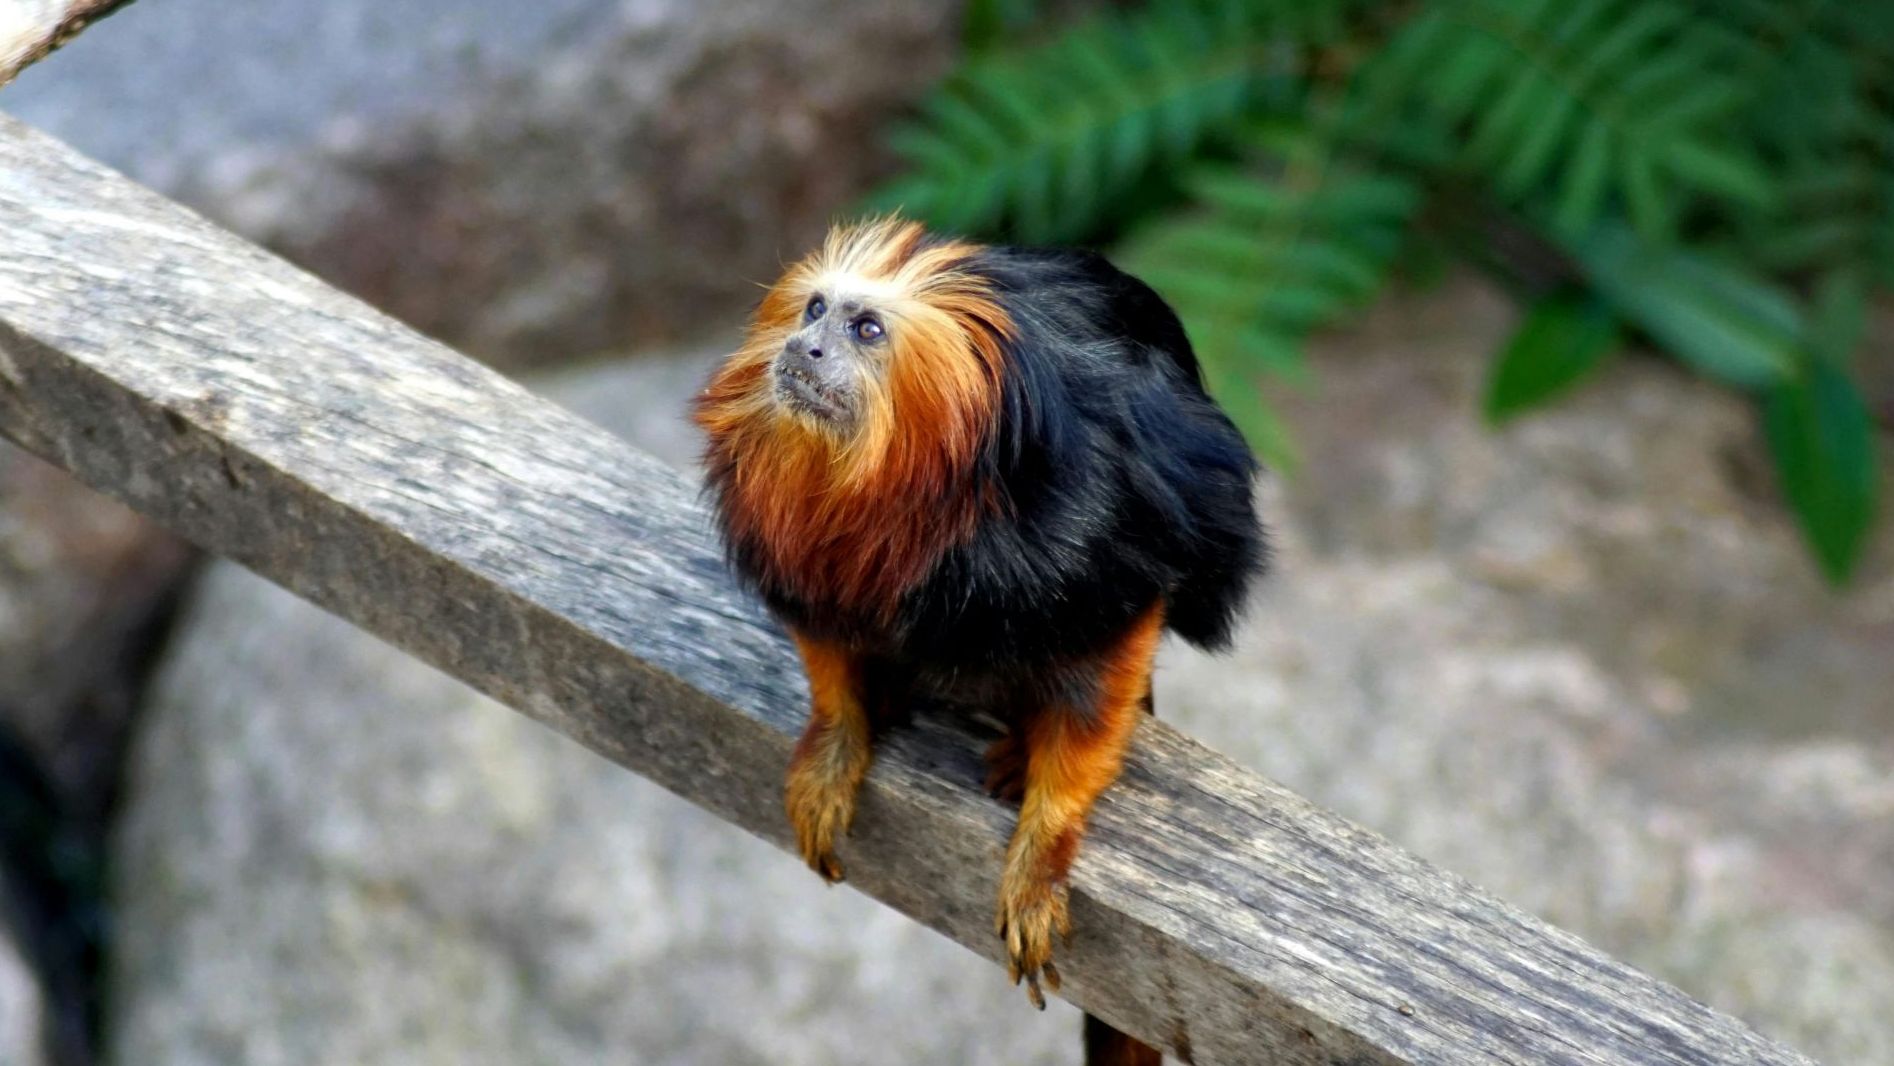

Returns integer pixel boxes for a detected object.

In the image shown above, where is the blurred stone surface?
[0,897,49,1066]
[0,442,192,819]
[111,279,1892,1066]
[3,0,963,371]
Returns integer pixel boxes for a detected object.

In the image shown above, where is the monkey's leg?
[783,632,872,884]
[997,604,1163,1009]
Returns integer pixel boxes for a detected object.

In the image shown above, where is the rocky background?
[2,1,1892,1063]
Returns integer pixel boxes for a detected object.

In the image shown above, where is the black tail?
[1081,685,1163,1064]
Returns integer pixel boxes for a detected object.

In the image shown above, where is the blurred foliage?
[876,0,1891,583]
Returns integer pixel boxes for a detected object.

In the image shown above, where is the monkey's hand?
[996,856,1071,1009]
[781,636,875,884]
[784,722,871,884]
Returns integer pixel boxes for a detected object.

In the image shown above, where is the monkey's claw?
[996,875,1070,1009]
[804,843,845,884]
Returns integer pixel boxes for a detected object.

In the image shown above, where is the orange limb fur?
[783,632,873,884]
[995,603,1164,1009]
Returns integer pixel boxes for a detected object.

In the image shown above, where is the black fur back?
[884,246,1266,671]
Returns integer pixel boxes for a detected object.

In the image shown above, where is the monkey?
[693,217,1263,1066]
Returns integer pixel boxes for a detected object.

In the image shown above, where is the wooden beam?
[0,0,134,86]
[0,113,1817,1066]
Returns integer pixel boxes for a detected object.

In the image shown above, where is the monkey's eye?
[852,316,885,343]
[805,296,826,322]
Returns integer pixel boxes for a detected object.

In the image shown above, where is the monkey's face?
[771,280,890,433]
[696,217,1009,494]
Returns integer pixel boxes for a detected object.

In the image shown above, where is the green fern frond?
[867,0,1888,582]
[1739,151,1894,283]
[1692,0,1894,288]
[1369,0,1771,240]
[872,0,1352,243]
[1115,127,1419,459]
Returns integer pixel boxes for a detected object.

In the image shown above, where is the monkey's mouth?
[773,365,849,422]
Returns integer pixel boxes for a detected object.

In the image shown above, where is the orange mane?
[693,217,1014,626]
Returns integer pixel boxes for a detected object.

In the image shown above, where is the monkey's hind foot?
[997,868,1071,1009]
[784,753,864,884]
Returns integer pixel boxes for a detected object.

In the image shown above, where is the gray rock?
[0,902,49,1066]
[3,0,963,370]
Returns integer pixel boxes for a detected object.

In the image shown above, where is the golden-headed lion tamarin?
[694,217,1264,1066]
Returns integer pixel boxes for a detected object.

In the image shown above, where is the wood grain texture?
[0,113,1819,1066]
[0,0,134,85]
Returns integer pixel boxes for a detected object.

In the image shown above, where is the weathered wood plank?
[0,0,133,85]
[0,112,1818,1066]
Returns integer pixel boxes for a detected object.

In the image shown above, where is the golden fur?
[694,217,1014,622]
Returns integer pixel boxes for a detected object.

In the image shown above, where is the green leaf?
[1485,294,1622,422]
[1764,361,1882,584]
[1552,121,1613,237]
[1809,270,1867,365]
[1619,146,1672,240]
[1570,224,1801,388]
[1660,140,1774,208]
